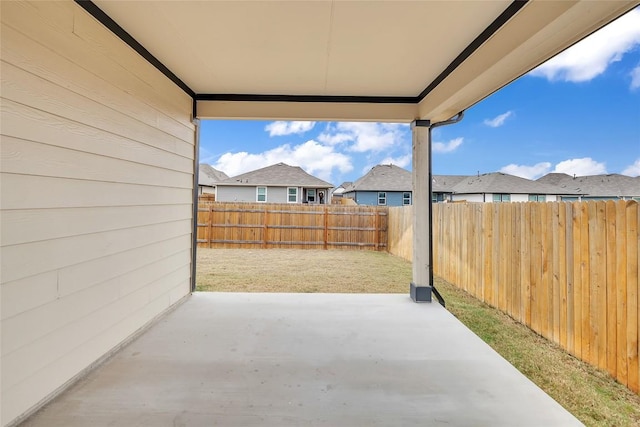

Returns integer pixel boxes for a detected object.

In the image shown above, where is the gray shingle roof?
[432,175,468,192]
[452,172,580,195]
[537,173,640,197]
[199,164,229,187]
[332,181,352,195]
[345,164,412,192]
[218,162,332,188]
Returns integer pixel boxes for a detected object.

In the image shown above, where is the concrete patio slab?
[21,293,582,426]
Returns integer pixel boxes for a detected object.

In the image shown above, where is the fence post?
[324,206,329,250]
[263,205,269,249]
[208,204,213,248]
[374,209,380,250]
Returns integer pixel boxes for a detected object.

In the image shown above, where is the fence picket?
[627,201,639,392]
[558,203,567,349]
[606,200,618,378]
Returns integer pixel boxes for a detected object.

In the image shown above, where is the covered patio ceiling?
[81,0,638,122]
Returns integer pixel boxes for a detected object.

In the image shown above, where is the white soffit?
[88,0,639,122]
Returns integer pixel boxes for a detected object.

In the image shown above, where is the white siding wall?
[451,193,485,202]
[0,2,196,425]
[510,194,529,202]
[199,186,216,195]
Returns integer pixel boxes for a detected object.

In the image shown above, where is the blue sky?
[199,8,640,186]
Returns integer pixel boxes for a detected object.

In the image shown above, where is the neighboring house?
[216,162,333,204]
[331,182,352,202]
[198,164,229,196]
[537,173,640,201]
[432,175,468,202]
[449,172,580,202]
[343,164,413,206]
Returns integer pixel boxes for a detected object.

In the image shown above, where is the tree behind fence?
[388,201,639,393]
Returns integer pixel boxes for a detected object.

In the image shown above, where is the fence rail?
[388,200,640,393]
[197,201,388,250]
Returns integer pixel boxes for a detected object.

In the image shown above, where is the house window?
[492,193,511,203]
[528,194,546,202]
[307,189,316,203]
[403,192,412,205]
[378,192,387,205]
[287,187,298,203]
[256,186,267,202]
[432,193,445,203]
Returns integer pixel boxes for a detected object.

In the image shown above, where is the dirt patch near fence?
[196,248,411,293]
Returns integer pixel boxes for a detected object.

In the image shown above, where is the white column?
[411,121,432,301]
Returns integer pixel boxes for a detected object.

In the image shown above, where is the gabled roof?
[451,172,580,195]
[345,165,412,193]
[537,173,640,197]
[199,164,229,187]
[534,173,572,187]
[332,182,353,195]
[218,162,332,188]
[432,175,469,193]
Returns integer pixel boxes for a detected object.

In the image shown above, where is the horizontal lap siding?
[217,186,257,203]
[0,1,196,425]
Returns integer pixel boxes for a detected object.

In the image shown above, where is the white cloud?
[622,158,640,176]
[553,157,607,176]
[378,154,412,169]
[265,121,316,137]
[317,122,407,153]
[500,162,552,179]
[530,8,640,83]
[484,111,513,128]
[213,140,352,183]
[631,65,640,90]
[499,158,611,179]
[317,132,353,145]
[433,137,463,153]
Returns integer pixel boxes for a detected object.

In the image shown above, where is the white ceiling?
[91,0,639,122]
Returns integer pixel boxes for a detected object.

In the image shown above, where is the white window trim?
[256,186,267,203]
[378,191,387,206]
[287,187,298,203]
[492,193,511,202]
[403,192,412,205]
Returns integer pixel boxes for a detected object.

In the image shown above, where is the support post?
[410,112,464,305]
[410,120,432,302]
[190,117,200,292]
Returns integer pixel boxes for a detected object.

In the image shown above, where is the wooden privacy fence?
[388,201,640,393]
[197,201,388,250]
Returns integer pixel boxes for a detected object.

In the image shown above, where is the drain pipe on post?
[429,111,465,307]
[190,113,201,293]
[413,111,465,307]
